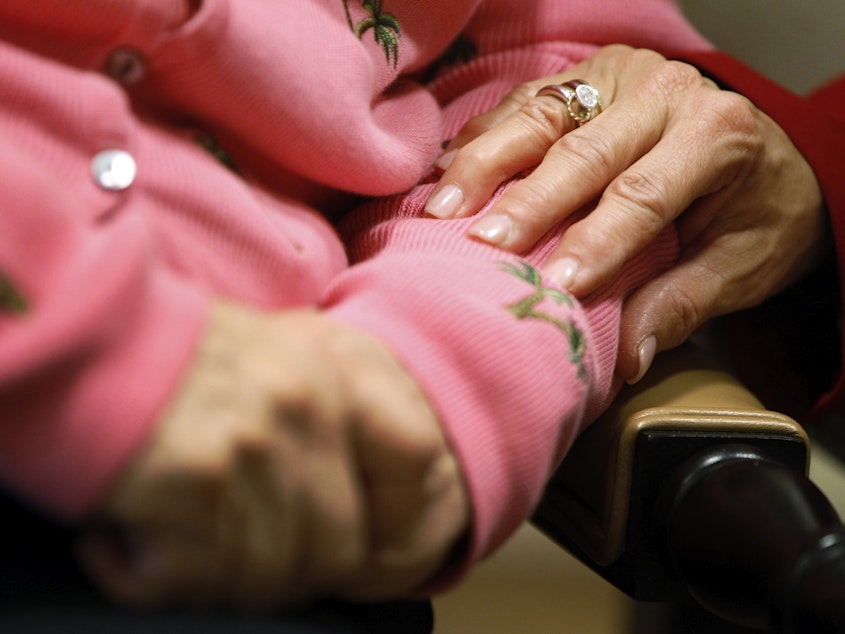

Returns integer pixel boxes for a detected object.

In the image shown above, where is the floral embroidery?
[0,272,27,315]
[500,261,586,379]
[342,0,402,68]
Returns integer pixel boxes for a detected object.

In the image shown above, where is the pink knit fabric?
[328,183,678,581]
[0,0,709,583]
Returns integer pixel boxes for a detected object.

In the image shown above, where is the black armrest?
[533,343,845,632]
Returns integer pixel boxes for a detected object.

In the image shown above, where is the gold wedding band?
[536,80,603,126]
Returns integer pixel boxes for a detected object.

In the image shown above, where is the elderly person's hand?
[76,301,468,609]
[425,44,826,382]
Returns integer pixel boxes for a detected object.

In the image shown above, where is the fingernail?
[544,257,579,289]
[425,183,464,218]
[628,335,657,385]
[468,213,513,245]
[434,148,458,171]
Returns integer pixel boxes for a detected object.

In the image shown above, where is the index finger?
[424,77,606,220]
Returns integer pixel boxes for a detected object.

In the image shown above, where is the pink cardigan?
[0,0,710,584]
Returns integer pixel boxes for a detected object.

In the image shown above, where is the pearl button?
[104,48,148,86]
[91,149,137,191]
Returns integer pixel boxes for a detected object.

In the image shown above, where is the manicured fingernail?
[468,213,513,245]
[628,335,657,385]
[544,257,579,289]
[434,148,458,171]
[425,183,464,218]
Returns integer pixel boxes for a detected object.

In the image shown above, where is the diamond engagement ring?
[535,80,603,126]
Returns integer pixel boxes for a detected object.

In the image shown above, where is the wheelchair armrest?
[532,342,810,600]
[534,341,845,632]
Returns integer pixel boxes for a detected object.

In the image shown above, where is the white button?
[91,150,137,191]
[104,48,147,86]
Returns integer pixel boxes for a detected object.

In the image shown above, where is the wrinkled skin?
[78,302,468,609]
[76,43,826,609]
[426,44,826,381]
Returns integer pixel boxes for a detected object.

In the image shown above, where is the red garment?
[675,51,845,422]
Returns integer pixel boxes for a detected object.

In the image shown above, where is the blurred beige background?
[433,2,845,632]
[681,0,843,93]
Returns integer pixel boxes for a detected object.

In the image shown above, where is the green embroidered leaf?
[569,326,585,359]
[499,259,586,381]
[524,263,542,286]
[346,0,402,67]
[377,13,400,32]
[354,17,376,38]
[0,273,27,314]
[499,261,541,286]
[376,26,400,67]
[342,0,355,29]
[544,288,574,307]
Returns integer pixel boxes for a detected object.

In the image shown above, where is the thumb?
[618,261,725,383]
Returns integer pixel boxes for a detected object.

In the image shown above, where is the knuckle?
[661,287,704,344]
[497,177,569,234]
[508,177,560,217]
[518,95,573,144]
[231,436,276,474]
[645,58,703,95]
[451,139,488,167]
[695,91,764,165]
[456,115,490,141]
[702,90,759,137]
[604,43,637,57]
[452,138,514,183]
[622,46,667,71]
[605,169,672,229]
[556,129,616,175]
[506,81,539,104]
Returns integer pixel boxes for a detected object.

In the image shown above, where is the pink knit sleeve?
[143,0,467,196]
[320,0,706,585]
[323,181,678,587]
